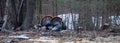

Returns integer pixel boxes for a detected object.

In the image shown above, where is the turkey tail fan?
[51,17,62,23]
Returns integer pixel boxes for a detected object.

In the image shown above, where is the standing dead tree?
[1,15,10,32]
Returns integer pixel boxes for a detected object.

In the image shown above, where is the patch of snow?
[9,34,29,39]
[109,16,120,25]
[92,16,102,28]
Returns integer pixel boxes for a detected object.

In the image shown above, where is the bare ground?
[0,29,120,43]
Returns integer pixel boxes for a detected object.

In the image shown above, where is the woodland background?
[0,0,120,31]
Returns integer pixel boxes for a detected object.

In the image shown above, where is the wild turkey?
[40,16,53,30]
[51,17,66,31]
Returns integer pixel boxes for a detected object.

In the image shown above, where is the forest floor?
[0,29,120,43]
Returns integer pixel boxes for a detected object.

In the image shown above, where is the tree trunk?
[32,0,42,25]
[21,0,36,30]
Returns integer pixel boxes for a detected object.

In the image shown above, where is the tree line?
[0,0,120,31]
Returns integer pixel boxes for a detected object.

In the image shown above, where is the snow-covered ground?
[58,13,120,29]
[57,13,79,30]
[92,16,120,27]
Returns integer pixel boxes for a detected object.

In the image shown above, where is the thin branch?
[17,0,24,22]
